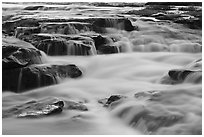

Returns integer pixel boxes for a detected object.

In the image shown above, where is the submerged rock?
[114,104,184,134]
[2,64,82,92]
[3,98,64,118]
[134,90,162,101]
[65,100,88,111]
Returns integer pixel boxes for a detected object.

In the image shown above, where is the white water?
[3,52,201,135]
[2,3,202,135]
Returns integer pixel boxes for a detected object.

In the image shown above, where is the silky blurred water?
[2,2,202,135]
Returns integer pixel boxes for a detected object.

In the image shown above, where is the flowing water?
[2,2,202,135]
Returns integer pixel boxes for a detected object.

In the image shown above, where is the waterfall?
[17,68,23,92]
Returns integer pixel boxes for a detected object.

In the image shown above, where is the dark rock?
[81,33,113,50]
[24,6,44,10]
[40,17,136,32]
[105,95,123,106]
[2,37,45,70]
[174,17,202,29]
[40,22,93,34]
[21,34,96,56]
[80,33,119,54]
[160,68,202,84]
[2,18,39,35]
[99,95,126,107]
[2,64,82,92]
[3,97,64,118]
[98,45,120,54]
[168,69,194,81]
[92,17,135,32]
[36,38,96,56]
[15,27,41,38]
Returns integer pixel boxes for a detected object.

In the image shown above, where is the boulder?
[2,37,46,70]
[168,69,202,84]
[2,64,82,92]
[98,95,126,107]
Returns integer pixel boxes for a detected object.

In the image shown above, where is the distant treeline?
[145,2,202,6]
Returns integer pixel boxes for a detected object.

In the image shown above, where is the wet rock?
[168,69,193,81]
[98,45,120,54]
[81,33,121,54]
[40,22,93,34]
[24,6,44,10]
[21,34,97,56]
[43,17,136,32]
[3,98,64,118]
[92,17,135,32]
[15,27,41,38]
[174,17,202,29]
[168,69,202,83]
[98,95,126,107]
[36,38,96,56]
[2,64,82,92]
[2,37,45,70]
[81,33,114,50]
[160,69,202,84]
[2,18,39,35]
[160,59,202,84]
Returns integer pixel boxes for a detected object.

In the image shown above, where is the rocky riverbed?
[2,2,202,135]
